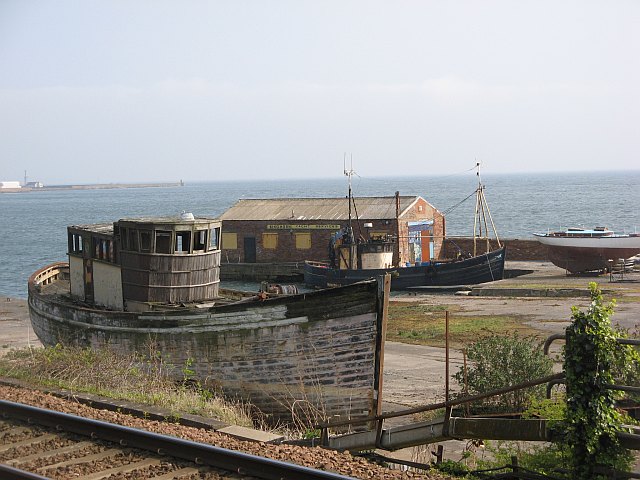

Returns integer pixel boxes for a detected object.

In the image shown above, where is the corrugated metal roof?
[219,196,430,221]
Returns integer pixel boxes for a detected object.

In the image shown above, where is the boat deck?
[36,275,271,311]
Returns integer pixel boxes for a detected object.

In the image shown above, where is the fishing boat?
[533,227,640,274]
[304,163,506,290]
[28,214,389,423]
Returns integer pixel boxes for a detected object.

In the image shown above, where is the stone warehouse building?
[219,194,445,266]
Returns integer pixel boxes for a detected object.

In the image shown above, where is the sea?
[1,170,638,300]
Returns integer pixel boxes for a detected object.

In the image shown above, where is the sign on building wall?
[266,224,341,230]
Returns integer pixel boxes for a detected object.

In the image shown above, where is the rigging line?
[353,163,479,184]
[441,189,477,215]
[486,252,495,282]
[351,195,364,240]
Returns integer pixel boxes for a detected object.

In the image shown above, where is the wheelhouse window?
[128,229,139,252]
[69,233,83,254]
[210,227,220,250]
[155,231,172,254]
[92,237,114,262]
[120,228,129,250]
[194,230,207,251]
[176,231,191,253]
[140,230,152,253]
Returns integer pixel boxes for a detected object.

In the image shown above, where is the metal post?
[511,455,519,472]
[445,311,450,406]
[435,445,444,464]
[374,274,391,448]
[463,350,469,416]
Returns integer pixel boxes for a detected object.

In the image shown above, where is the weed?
[0,345,253,427]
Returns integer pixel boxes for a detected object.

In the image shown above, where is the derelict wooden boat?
[534,227,640,273]
[27,214,388,423]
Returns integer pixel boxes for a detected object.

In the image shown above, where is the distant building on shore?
[219,194,445,266]
[25,181,44,188]
[0,181,21,189]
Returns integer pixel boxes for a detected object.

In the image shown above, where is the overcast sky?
[1,1,638,184]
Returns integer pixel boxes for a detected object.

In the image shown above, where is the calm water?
[1,171,638,299]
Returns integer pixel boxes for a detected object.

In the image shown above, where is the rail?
[0,399,354,480]
[27,262,68,289]
[543,333,640,356]
[316,372,565,445]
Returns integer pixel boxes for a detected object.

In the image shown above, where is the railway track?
[0,399,353,480]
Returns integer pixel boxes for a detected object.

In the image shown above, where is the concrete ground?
[2,261,639,469]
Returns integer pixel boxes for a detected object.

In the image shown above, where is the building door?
[408,220,434,264]
[244,237,257,263]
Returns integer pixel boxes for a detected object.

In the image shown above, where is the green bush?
[453,334,553,412]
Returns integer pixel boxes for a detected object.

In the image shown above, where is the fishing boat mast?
[343,155,357,268]
[473,162,502,256]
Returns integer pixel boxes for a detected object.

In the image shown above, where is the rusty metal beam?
[317,372,565,429]
[449,418,550,442]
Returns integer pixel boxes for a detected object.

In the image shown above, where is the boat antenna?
[344,153,356,244]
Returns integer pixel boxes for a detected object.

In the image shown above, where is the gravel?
[0,385,451,480]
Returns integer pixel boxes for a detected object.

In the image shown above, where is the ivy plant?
[564,282,632,479]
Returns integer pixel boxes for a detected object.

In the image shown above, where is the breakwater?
[0,182,183,194]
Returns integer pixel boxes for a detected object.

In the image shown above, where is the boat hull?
[534,234,640,273]
[28,264,386,423]
[304,247,506,290]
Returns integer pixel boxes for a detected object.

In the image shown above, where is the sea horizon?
[1,170,638,299]
[5,167,640,188]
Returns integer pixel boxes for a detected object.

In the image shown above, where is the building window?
[370,231,389,241]
[295,232,311,249]
[194,230,207,251]
[176,231,191,253]
[262,233,278,249]
[156,231,172,254]
[222,232,238,250]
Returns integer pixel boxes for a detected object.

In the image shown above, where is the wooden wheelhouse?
[67,214,222,312]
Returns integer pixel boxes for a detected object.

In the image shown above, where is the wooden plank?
[38,448,122,472]
[76,458,162,480]
[374,274,390,444]
[149,467,202,479]
[0,433,57,453]
[375,274,391,417]
[0,426,31,439]
[6,441,93,466]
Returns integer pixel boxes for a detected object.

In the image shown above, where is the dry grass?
[387,301,542,348]
[0,344,254,427]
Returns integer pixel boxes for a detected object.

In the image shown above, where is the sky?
[0,1,639,184]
